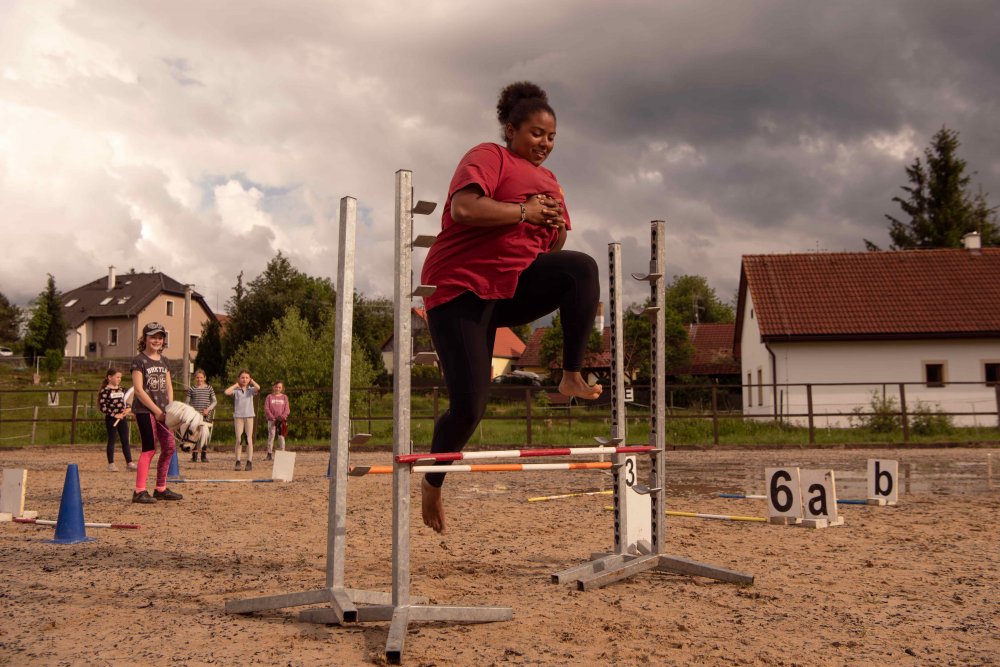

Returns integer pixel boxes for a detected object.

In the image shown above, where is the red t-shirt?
[420,143,571,310]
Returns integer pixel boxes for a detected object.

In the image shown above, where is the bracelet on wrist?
[519,202,526,223]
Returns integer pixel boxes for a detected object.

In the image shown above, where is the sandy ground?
[1,444,998,666]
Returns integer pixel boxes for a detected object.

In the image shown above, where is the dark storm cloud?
[3,1,999,310]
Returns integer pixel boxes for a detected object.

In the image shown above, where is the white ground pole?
[384,169,513,663]
[225,197,394,623]
[552,221,754,590]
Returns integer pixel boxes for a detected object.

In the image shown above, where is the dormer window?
[117,296,131,305]
[100,297,113,305]
[64,299,78,307]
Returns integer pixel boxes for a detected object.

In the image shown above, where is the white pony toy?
[164,401,212,452]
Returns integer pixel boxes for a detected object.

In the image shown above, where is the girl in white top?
[225,370,260,471]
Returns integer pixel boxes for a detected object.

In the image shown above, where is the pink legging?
[134,412,176,493]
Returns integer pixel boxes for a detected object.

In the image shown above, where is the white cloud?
[0,0,998,323]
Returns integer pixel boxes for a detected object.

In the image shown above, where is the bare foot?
[421,477,446,534]
[559,371,603,400]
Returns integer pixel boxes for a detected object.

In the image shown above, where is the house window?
[750,308,754,320]
[756,368,763,406]
[166,300,174,317]
[985,363,1000,387]
[100,297,113,305]
[746,373,752,406]
[163,331,170,349]
[190,335,199,351]
[65,299,78,308]
[108,328,118,346]
[924,362,946,388]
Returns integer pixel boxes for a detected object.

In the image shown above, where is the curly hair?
[496,81,556,141]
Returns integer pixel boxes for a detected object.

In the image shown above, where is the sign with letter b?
[867,459,898,506]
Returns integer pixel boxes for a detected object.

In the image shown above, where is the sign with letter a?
[799,469,844,528]
[867,459,899,506]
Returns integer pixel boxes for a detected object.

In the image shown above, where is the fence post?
[367,388,373,435]
[806,384,815,445]
[898,383,909,442]
[31,405,38,444]
[525,388,532,445]
[711,385,719,446]
[432,387,439,422]
[995,385,1000,429]
[70,390,79,444]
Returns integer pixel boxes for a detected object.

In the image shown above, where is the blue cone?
[49,464,94,544]
[167,449,182,480]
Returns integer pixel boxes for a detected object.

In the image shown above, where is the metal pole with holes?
[224,196,381,625]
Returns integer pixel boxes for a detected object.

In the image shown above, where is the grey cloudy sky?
[2,1,998,315]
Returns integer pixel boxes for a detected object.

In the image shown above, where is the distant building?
[679,323,740,380]
[60,267,215,363]
[379,307,525,378]
[735,236,1000,426]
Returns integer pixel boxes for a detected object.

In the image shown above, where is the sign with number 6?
[765,467,803,525]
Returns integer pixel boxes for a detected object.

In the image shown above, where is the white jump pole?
[396,445,654,463]
[383,170,512,664]
[553,221,754,591]
[225,196,392,623]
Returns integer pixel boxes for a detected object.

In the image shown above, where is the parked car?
[0,347,13,357]
[492,370,542,386]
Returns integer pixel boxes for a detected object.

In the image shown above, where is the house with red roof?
[380,308,526,378]
[735,235,1000,426]
[515,326,611,385]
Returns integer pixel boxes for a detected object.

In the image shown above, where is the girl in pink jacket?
[264,380,290,460]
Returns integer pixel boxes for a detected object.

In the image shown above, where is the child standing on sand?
[225,370,260,471]
[264,380,290,461]
[130,322,182,504]
[98,368,134,472]
[186,368,217,463]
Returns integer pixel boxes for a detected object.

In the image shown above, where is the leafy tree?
[867,126,999,250]
[620,301,693,382]
[41,349,63,382]
[24,274,66,366]
[0,291,20,343]
[194,317,225,381]
[509,324,531,343]
[353,293,393,381]
[225,307,375,440]
[222,252,335,361]
[665,275,735,324]
[538,313,608,373]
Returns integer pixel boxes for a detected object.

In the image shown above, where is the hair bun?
[496,81,556,141]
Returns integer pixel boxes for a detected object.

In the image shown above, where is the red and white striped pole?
[395,445,653,464]
[351,461,613,476]
[14,517,140,530]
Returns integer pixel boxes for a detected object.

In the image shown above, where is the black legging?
[104,415,133,464]
[424,249,599,487]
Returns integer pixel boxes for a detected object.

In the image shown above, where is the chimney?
[107,266,116,291]
[962,231,981,252]
[594,302,604,332]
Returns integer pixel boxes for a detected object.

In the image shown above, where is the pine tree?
[194,317,225,381]
[0,291,20,343]
[24,274,66,365]
[868,127,999,249]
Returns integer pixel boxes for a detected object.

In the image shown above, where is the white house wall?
[751,337,999,427]
[739,291,773,415]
